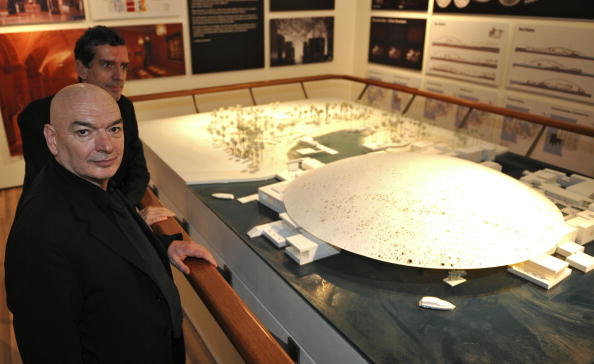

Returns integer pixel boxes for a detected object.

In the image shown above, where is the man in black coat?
[18,26,149,207]
[5,83,216,363]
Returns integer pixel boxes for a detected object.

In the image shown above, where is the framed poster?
[270,17,334,67]
[270,0,334,11]
[188,0,264,74]
[368,17,426,71]
[427,20,509,86]
[89,0,180,20]
[0,0,84,26]
[0,24,185,155]
[371,0,428,11]
[507,25,594,105]
[433,0,594,19]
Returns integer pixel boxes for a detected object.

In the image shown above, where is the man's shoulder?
[18,95,54,126]
[118,94,134,109]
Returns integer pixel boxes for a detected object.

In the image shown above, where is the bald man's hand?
[167,240,217,274]
[140,206,175,226]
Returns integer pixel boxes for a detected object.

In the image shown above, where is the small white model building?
[258,181,289,213]
[565,252,594,273]
[285,232,340,265]
[508,254,572,289]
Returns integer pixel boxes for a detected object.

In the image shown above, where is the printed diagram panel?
[427,20,509,86]
[507,25,594,104]
[421,78,500,142]
[498,96,594,176]
[365,70,422,113]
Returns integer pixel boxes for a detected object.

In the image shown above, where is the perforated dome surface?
[283,152,566,269]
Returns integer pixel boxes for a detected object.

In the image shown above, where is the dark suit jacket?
[17,94,150,206]
[5,159,184,364]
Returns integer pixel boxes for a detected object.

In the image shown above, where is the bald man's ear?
[76,59,88,82]
[44,124,58,156]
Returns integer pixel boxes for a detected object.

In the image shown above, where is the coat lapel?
[50,165,154,279]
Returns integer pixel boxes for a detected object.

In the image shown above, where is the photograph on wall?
[427,20,509,86]
[114,23,185,79]
[0,23,184,155]
[420,78,500,142]
[189,0,263,74]
[368,17,426,71]
[507,25,594,105]
[0,0,84,26]
[433,0,594,19]
[89,0,179,20]
[270,0,334,11]
[499,96,594,176]
[371,0,428,11]
[270,17,333,67]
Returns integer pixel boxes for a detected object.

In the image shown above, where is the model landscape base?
[241,130,594,288]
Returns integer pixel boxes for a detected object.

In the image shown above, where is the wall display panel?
[371,0,428,11]
[0,28,82,155]
[270,0,334,11]
[422,78,500,141]
[270,17,334,67]
[507,25,594,105]
[427,20,509,86]
[499,96,594,176]
[0,0,84,26]
[89,0,179,20]
[114,23,186,79]
[365,70,421,113]
[368,17,426,71]
[433,0,594,19]
[188,0,263,74]
[0,23,184,156]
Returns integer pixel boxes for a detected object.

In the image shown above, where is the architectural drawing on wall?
[270,17,334,67]
[499,96,594,176]
[368,17,426,71]
[363,70,421,114]
[433,0,594,19]
[428,21,508,86]
[0,0,84,25]
[420,78,500,142]
[508,25,594,104]
[89,0,179,20]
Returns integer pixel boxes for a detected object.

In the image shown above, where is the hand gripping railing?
[140,188,293,364]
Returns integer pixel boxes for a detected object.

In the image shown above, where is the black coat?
[17,94,150,206]
[5,159,184,364]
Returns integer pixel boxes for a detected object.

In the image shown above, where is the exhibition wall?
[0,0,593,188]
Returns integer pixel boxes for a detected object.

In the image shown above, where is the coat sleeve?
[118,98,150,207]
[17,98,53,191]
[5,225,84,363]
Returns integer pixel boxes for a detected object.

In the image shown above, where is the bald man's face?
[45,87,123,189]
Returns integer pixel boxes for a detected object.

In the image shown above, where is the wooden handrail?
[129,74,594,138]
[140,188,293,364]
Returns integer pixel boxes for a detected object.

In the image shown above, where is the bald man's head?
[45,83,124,190]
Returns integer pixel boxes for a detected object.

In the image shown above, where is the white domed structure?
[283,152,566,269]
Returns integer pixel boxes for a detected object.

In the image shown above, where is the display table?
[139,99,594,364]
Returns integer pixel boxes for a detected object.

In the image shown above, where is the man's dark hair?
[74,26,126,67]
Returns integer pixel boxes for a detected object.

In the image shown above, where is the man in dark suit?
[5,83,216,363]
[18,26,150,208]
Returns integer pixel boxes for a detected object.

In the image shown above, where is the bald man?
[5,84,216,364]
